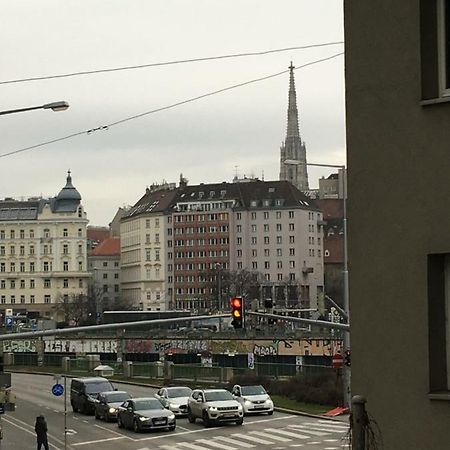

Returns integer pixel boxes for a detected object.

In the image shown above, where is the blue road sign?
[5,317,13,327]
[52,383,64,397]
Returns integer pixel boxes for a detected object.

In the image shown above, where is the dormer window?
[220,190,226,198]
[250,200,257,207]
[198,192,204,199]
[209,191,215,198]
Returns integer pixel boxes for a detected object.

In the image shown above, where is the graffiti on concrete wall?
[3,338,342,356]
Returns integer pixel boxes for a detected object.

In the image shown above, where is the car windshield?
[167,388,192,398]
[85,382,113,394]
[134,399,164,411]
[241,385,267,396]
[205,391,234,402]
[105,392,130,403]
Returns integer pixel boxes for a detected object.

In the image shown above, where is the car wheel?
[168,425,176,431]
[268,410,274,416]
[187,408,196,424]
[236,418,244,425]
[117,415,124,428]
[202,411,211,428]
[133,419,140,433]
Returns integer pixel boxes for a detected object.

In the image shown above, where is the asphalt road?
[1,373,349,450]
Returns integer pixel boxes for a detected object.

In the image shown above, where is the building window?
[30,245,34,255]
[10,246,15,256]
[146,219,151,228]
[276,211,281,219]
[0,280,4,289]
[0,296,4,304]
[155,250,160,261]
[30,295,35,304]
[30,279,35,289]
[237,262,243,269]
[11,295,15,304]
[0,231,4,240]
[10,280,15,289]
[155,218,160,228]
[20,262,25,272]
[264,224,269,232]
[29,229,34,238]
[63,228,68,237]
[78,261,83,271]
[0,263,5,273]
[63,261,68,271]
[277,261,283,269]
[155,233,160,243]
[114,273,119,279]
[252,261,258,269]
[10,230,15,239]
[265,273,271,281]
[79,279,83,288]
[290,248,295,256]
[251,237,257,245]
[289,211,295,218]
[252,249,257,257]
[264,236,270,245]
[237,212,242,220]
[251,212,256,220]
[78,228,82,237]
[0,246,4,256]
[276,236,282,244]
[20,245,25,256]
[10,263,15,272]
[44,295,51,304]
[63,244,69,255]
[103,285,108,293]
[289,273,296,281]
[237,225,242,233]
[30,262,35,272]
[264,261,270,269]
[289,236,295,244]
[44,279,51,288]
[276,224,282,232]
[43,229,50,238]
[264,249,270,257]
[289,223,295,231]
[20,295,25,304]
[103,273,108,279]
[63,279,69,288]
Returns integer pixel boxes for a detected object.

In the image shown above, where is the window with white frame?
[438,0,450,96]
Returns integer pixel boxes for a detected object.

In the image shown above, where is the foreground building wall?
[345,1,450,448]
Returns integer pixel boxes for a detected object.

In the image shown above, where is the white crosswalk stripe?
[287,425,328,436]
[263,428,310,440]
[214,436,256,448]
[231,433,275,445]
[177,442,214,450]
[300,422,348,432]
[196,439,238,450]
[249,431,291,442]
[318,420,349,429]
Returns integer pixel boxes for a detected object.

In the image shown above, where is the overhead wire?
[0,52,344,160]
[0,42,344,86]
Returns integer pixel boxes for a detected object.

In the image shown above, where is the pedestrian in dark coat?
[35,415,49,450]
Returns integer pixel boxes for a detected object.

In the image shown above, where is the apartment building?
[345,1,450,447]
[120,184,178,311]
[0,172,89,318]
[88,237,121,309]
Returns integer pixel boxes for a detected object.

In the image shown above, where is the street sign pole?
[64,375,67,450]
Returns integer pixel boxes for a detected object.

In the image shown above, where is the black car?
[70,377,114,414]
[94,391,131,422]
[117,397,176,432]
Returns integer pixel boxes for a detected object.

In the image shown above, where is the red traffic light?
[230,298,242,308]
[230,297,244,329]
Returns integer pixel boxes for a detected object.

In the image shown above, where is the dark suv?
[71,377,114,414]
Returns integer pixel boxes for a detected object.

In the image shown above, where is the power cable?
[0,42,344,86]
[0,52,344,160]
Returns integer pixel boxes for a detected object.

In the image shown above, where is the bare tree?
[53,293,96,326]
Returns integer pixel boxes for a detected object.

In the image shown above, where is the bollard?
[62,357,70,373]
[123,361,133,378]
[351,395,367,450]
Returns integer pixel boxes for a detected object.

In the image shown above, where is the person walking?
[35,415,49,450]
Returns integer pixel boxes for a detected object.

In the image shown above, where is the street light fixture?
[0,101,70,116]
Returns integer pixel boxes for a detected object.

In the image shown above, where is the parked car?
[70,377,115,414]
[187,389,243,427]
[94,390,131,422]
[117,397,176,432]
[231,384,274,415]
[155,386,192,416]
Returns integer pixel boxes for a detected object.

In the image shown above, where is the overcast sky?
[1,1,345,226]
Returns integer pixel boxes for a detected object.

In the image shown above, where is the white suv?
[232,384,274,415]
[187,389,243,427]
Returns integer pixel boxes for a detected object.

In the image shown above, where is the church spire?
[286,62,300,138]
[279,62,309,191]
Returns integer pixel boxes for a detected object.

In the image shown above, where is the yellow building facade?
[0,172,89,319]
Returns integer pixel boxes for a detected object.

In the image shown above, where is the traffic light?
[344,350,351,367]
[230,297,244,329]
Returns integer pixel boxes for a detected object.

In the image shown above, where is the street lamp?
[0,101,69,116]
[284,159,350,407]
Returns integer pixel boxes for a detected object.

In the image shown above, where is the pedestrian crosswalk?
[141,420,349,450]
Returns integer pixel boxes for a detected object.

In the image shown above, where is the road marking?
[264,428,310,440]
[244,415,292,425]
[289,445,304,448]
[215,436,256,448]
[323,439,339,442]
[249,431,291,442]
[196,438,237,450]
[231,433,275,445]
[93,423,132,438]
[317,421,349,429]
[2,417,61,450]
[177,425,191,431]
[324,448,340,450]
[287,425,328,436]
[72,437,126,447]
[65,429,77,435]
[306,442,321,445]
[177,442,214,450]
[301,423,347,433]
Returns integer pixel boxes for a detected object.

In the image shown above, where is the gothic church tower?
[279,63,309,190]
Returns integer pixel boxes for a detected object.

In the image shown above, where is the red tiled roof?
[91,238,120,256]
[87,228,110,242]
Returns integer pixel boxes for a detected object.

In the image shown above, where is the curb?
[274,406,349,423]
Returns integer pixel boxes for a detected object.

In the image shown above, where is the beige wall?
[345,1,450,448]
[0,208,89,317]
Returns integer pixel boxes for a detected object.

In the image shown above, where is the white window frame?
[438,0,450,96]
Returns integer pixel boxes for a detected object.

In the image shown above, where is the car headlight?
[244,400,252,406]
[168,414,176,420]
[109,407,117,413]
[237,405,243,411]
[139,416,150,422]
